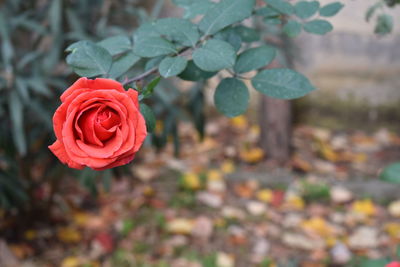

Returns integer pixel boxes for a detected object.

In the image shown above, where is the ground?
[1,116,400,267]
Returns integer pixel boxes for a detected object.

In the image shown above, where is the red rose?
[386,262,400,267]
[49,77,147,170]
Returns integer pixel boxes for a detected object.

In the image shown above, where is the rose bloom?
[49,77,147,170]
[387,262,400,267]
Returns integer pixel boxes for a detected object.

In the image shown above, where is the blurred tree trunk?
[259,98,292,163]
[259,34,294,164]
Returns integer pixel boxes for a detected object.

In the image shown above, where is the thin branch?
[122,67,158,86]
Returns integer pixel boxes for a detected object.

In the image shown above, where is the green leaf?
[234,26,260,42]
[178,60,216,81]
[140,77,162,100]
[374,14,393,35]
[145,56,165,71]
[133,22,160,43]
[97,35,132,56]
[159,56,188,78]
[140,103,156,132]
[154,18,200,47]
[255,6,280,17]
[283,20,302,38]
[294,1,320,19]
[9,91,26,156]
[366,3,382,22]
[397,244,400,257]
[380,162,400,183]
[234,46,276,74]
[66,42,112,77]
[172,0,214,19]
[214,78,249,117]
[252,68,316,99]
[133,37,177,58]
[303,19,333,35]
[199,0,256,35]
[109,51,140,79]
[49,0,62,34]
[192,39,236,72]
[319,2,344,17]
[264,0,294,15]
[214,28,242,52]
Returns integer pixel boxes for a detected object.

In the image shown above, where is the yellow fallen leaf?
[57,227,82,243]
[142,185,155,197]
[325,236,338,247]
[207,169,223,181]
[351,199,376,217]
[250,125,260,136]
[155,120,164,135]
[317,140,339,162]
[302,217,333,237]
[166,218,194,235]
[385,223,400,239]
[73,212,90,227]
[256,189,273,203]
[284,194,305,210]
[221,160,235,174]
[24,230,37,240]
[240,148,264,163]
[61,257,81,267]
[230,115,247,129]
[182,172,201,190]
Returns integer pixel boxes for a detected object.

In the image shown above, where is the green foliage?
[234,46,276,74]
[319,2,344,17]
[140,104,156,133]
[192,40,236,72]
[375,14,394,35]
[159,56,188,78]
[264,0,294,15]
[303,19,333,35]
[380,162,400,183]
[294,1,320,19]
[252,69,316,99]
[109,52,141,79]
[366,0,399,35]
[173,0,215,19]
[178,61,216,81]
[133,37,177,58]
[98,35,133,56]
[199,0,256,35]
[66,41,113,77]
[214,78,250,117]
[283,20,302,38]
[154,18,200,47]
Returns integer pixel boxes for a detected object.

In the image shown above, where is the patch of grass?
[301,180,331,203]
[169,191,196,208]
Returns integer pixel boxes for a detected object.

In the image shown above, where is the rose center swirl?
[75,104,121,146]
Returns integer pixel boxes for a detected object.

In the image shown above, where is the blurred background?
[0,0,399,266]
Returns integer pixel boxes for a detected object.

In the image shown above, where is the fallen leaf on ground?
[57,227,82,243]
[166,218,194,235]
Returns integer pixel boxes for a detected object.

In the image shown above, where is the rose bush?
[49,78,147,170]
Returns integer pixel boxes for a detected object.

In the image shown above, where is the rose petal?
[48,140,84,170]
[93,153,135,171]
[77,106,103,146]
